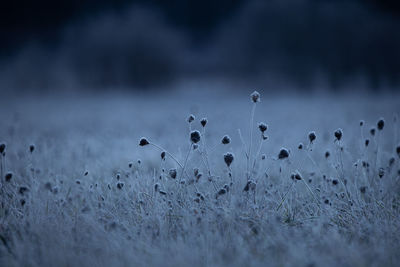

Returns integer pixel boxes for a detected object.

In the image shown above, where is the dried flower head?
[224,152,234,167]
[169,168,177,179]
[359,120,364,126]
[0,143,5,154]
[161,151,166,160]
[370,128,376,136]
[216,188,227,198]
[298,143,303,150]
[139,137,149,146]
[19,186,29,195]
[29,144,35,153]
[334,128,343,141]
[250,91,260,103]
[5,172,13,182]
[365,139,370,147]
[190,130,201,143]
[308,131,316,143]
[359,186,367,194]
[278,148,289,159]
[325,151,330,158]
[221,135,231,145]
[377,118,385,130]
[292,172,302,180]
[200,118,207,127]
[187,114,195,123]
[396,145,400,158]
[258,122,267,133]
[378,168,385,178]
[243,180,256,192]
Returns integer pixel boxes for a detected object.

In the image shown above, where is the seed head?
[250,91,260,103]
[308,131,316,143]
[117,182,124,189]
[221,135,231,145]
[5,172,13,182]
[216,188,227,197]
[161,151,166,160]
[224,152,234,167]
[187,114,195,123]
[378,168,385,178]
[139,137,149,146]
[396,145,400,158]
[291,172,302,180]
[190,130,201,143]
[325,151,330,158]
[243,180,256,192]
[377,118,385,130]
[359,186,367,194]
[370,128,376,136]
[278,148,289,159]
[365,139,370,147]
[334,128,343,141]
[332,179,338,185]
[359,120,364,126]
[200,118,207,127]
[169,168,177,179]
[29,144,35,153]
[19,186,29,195]
[0,143,5,154]
[298,143,303,150]
[258,122,267,133]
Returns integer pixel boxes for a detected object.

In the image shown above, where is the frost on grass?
[0,91,399,267]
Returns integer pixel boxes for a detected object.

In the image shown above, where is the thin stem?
[247,103,257,180]
[277,181,295,211]
[178,143,193,183]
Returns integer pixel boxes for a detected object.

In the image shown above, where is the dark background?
[1,0,399,92]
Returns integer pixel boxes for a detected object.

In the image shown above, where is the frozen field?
[0,89,399,266]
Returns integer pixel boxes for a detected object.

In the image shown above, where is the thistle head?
[169,168,177,179]
[308,131,316,143]
[258,122,267,133]
[190,130,201,144]
[250,91,260,103]
[377,118,385,131]
[200,118,207,127]
[187,114,195,123]
[223,152,234,167]
[334,128,343,141]
[0,143,5,154]
[278,148,289,159]
[139,137,149,146]
[221,135,231,145]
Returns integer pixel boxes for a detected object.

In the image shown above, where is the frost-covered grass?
[0,89,400,267]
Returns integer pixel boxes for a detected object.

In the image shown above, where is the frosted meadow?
[0,90,399,267]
